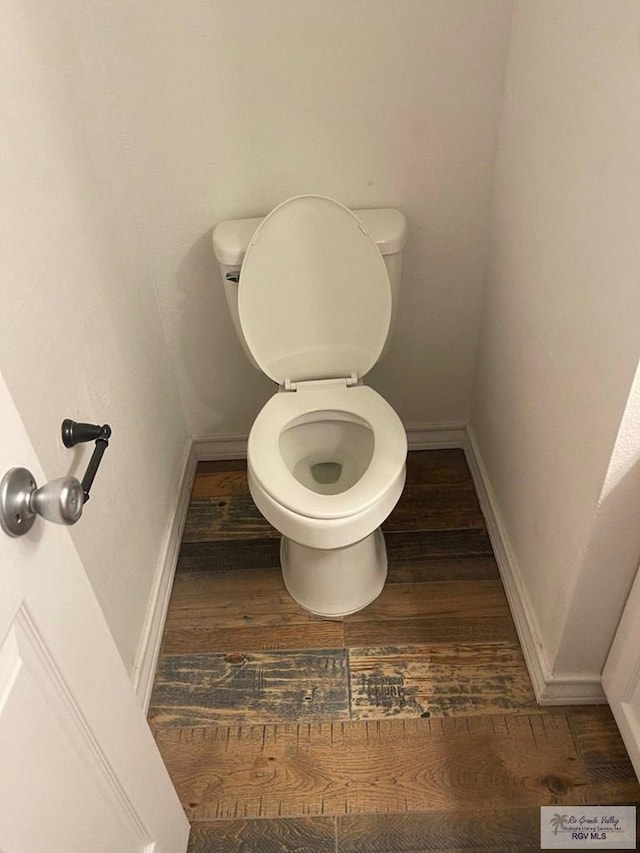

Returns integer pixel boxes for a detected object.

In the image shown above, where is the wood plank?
[176,532,496,574]
[184,495,276,543]
[148,649,349,728]
[188,817,336,853]
[384,483,485,533]
[188,451,473,501]
[345,580,509,624]
[191,469,250,498]
[165,569,330,630]
[154,715,590,821]
[344,579,516,647]
[337,808,542,852]
[568,707,640,805]
[348,643,537,719]
[387,557,500,584]
[404,449,473,487]
[344,614,517,648]
[185,479,487,543]
[569,706,633,766]
[385,530,494,561]
[585,761,640,806]
[176,539,281,573]
[165,565,346,653]
[162,621,344,656]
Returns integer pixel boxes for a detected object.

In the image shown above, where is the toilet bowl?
[212,194,408,616]
[247,381,406,616]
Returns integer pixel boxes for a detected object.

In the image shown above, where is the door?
[603,563,640,780]
[0,371,189,852]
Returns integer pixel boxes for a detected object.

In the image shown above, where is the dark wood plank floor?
[149,450,640,852]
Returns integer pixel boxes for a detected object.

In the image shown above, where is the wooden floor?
[149,450,640,852]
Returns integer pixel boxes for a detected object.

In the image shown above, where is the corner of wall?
[464,424,606,705]
[132,438,197,711]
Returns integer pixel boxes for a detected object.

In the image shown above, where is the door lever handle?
[0,419,111,537]
[61,419,111,502]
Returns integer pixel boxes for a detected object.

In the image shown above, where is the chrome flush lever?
[0,419,111,537]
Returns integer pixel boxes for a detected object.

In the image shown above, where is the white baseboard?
[192,434,248,460]
[132,439,197,712]
[535,674,606,705]
[405,422,467,450]
[463,425,605,706]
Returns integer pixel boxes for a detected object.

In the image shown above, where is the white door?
[603,563,640,780]
[0,371,189,853]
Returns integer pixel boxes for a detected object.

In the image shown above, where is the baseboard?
[405,422,467,450]
[463,425,606,706]
[193,434,248,460]
[132,439,197,712]
[535,674,606,705]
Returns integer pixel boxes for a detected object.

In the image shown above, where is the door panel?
[603,564,640,779]
[0,613,145,851]
[0,371,189,852]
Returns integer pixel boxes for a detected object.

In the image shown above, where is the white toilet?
[212,195,408,617]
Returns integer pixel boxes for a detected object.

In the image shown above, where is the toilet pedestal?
[281,528,387,617]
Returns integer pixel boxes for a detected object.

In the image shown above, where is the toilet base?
[280,528,388,617]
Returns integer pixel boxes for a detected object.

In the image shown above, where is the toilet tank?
[212,205,408,369]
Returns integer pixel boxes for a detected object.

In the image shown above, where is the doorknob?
[0,469,84,536]
[0,419,111,538]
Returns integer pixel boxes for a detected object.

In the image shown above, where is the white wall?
[471,0,640,682]
[0,0,513,677]
[1,1,189,673]
[5,0,638,693]
[87,0,513,436]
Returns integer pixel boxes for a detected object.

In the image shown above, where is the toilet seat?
[247,384,407,521]
[238,195,392,384]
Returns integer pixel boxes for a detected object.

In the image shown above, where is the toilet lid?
[238,195,392,384]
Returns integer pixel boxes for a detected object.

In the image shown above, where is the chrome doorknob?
[31,476,84,525]
[0,468,84,537]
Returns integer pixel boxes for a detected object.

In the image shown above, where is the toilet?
[212,195,408,617]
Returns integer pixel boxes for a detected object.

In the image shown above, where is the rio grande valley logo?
[540,806,636,849]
